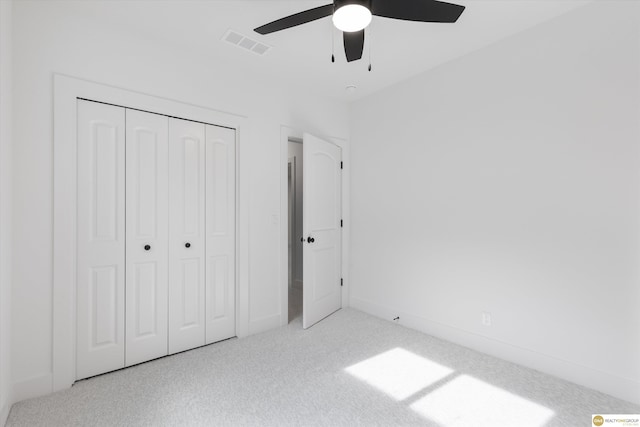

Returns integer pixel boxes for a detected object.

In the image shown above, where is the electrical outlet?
[482,312,492,327]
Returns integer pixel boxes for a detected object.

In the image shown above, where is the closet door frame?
[52,74,248,392]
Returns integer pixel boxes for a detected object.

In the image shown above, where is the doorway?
[288,138,303,322]
[280,127,347,330]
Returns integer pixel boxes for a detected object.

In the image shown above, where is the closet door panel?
[168,118,206,354]
[76,100,126,380]
[125,110,169,366]
[205,125,236,344]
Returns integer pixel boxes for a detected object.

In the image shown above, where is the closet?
[75,100,236,380]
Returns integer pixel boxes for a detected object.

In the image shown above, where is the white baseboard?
[350,297,640,406]
[249,313,281,336]
[12,373,52,404]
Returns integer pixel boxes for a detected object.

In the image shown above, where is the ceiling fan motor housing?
[334,0,371,12]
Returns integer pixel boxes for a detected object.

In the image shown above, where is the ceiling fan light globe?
[332,4,372,32]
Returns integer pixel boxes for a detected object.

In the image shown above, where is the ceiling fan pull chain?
[368,20,373,72]
[331,19,336,63]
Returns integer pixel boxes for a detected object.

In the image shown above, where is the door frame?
[53,74,249,392]
[287,155,295,290]
[279,126,350,326]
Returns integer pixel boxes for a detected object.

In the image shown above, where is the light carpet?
[6,305,639,426]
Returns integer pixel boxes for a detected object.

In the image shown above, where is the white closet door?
[205,125,236,344]
[76,100,126,380]
[125,110,169,366]
[168,118,206,354]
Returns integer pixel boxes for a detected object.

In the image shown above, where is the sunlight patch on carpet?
[345,348,454,400]
[410,374,555,427]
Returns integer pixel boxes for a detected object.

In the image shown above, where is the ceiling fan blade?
[344,30,365,62]
[372,0,465,23]
[254,4,334,35]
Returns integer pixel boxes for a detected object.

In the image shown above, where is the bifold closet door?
[125,110,169,366]
[76,100,126,380]
[205,125,236,344]
[168,118,206,354]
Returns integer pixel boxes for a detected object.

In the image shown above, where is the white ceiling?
[63,0,590,101]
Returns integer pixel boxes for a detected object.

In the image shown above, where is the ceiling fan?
[254,0,466,63]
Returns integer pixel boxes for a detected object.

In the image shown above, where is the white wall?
[288,141,303,290]
[11,0,348,401]
[0,0,13,422]
[350,2,640,404]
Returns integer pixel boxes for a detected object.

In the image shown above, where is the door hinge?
[341,219,343,228]
[341,278,344,287]
[340,161,343,170]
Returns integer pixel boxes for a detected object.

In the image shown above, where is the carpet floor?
[6,300,639,426]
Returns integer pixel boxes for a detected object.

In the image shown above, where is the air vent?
[223,30,272,56]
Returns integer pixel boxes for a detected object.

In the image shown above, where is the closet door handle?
[144,244,151,251]
[307,237,315,244]
[185,242,191,248]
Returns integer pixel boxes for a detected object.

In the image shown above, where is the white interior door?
[125,110,169,366]
[76,100,126,379]
[168,118,206,354]
[204,125,236,344]
[302,133,342,329]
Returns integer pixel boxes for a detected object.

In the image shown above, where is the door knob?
[300,237,305,243]
[144,244,151,251]
[307,237,315,243]
[185,242,191,248]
